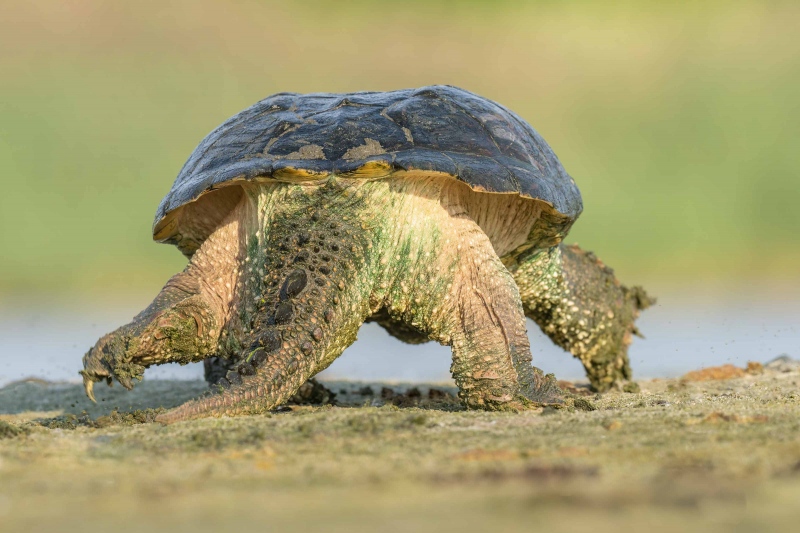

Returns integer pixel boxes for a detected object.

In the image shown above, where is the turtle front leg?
[80,273,224,400]
[80,210,244,400]
[509,244,654,392]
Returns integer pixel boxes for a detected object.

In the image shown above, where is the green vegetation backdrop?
[2,0,798,298]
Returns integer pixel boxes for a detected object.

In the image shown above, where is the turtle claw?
[80,369,112,403]
[81,372,97,403]
[80,333,141,400]
[81,344,110,401]
[79,362,140,401]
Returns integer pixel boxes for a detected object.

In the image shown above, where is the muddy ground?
[1,358,799,533]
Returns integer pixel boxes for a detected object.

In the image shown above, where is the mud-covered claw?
[80,340,118,401]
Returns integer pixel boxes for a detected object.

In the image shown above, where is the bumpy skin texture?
[80,279,219,398]
[81,86,652,421]
[508,244,654,392]
[364,308,430,345]
[80,218,242,399]
[82,178,566,423]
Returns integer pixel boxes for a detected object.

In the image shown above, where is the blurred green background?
[1,0,798,301]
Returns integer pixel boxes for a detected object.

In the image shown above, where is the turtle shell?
[153,85,582,253]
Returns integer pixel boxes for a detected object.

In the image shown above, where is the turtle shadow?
[0,379,464,424]
[0,379,207,418]
[327,382,463,412]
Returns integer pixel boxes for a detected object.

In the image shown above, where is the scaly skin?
[82,176,566,422]
[80,280,220,399]
[509,244,654,392]
[79,214,243,399]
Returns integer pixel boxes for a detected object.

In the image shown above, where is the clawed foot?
[468,369,566,412]
[80,330,145,402]
[526,368,566,407]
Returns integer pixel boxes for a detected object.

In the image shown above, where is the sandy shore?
[1,360,799,533]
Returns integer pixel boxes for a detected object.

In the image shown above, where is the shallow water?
[0,292,797,387]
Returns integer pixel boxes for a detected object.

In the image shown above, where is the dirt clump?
[286,378,337,406]
[681,361,763,382]
[0,419,24,439]
[686,412,770,425]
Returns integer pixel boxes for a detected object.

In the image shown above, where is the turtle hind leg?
[382,206,564,411]
[510,244,654,392]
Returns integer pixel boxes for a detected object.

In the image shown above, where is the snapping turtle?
[81,85,652,423]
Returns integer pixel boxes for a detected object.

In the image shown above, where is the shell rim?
[152,166,571,244]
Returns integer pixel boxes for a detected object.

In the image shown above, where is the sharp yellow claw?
[81,372,97,403]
